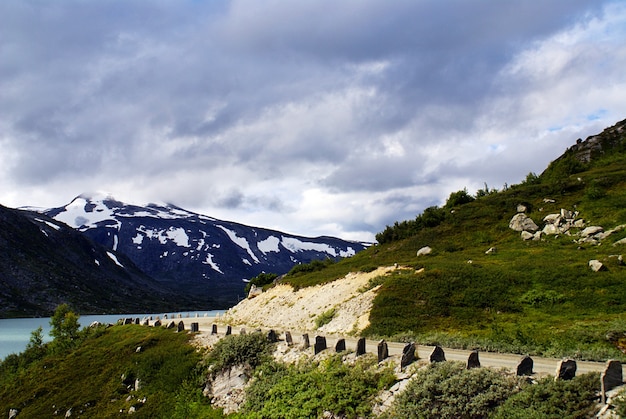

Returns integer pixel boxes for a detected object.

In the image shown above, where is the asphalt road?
[182,318,622,377]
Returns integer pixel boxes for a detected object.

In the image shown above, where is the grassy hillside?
[281,119,626,360]
[0,323,209,418]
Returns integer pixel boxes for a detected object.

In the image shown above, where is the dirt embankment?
[217,266,397,335]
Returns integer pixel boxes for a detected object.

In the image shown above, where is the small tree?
[445,188,475,208]
[50,304,80,350]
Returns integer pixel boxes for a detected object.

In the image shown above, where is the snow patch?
[106,251,124,268]
[217,225,260,263]
[53,196,121,230]
[258,236,280,253]
[136,226,190,247]
[35,218,61,231]
[281,237,337,256]
[132,233,144,245]
[203,253,223,274]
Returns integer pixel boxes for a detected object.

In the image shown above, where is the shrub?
[314,308,336,328]
[492,372,600,418]
[242,355,395,418]
[382,361,517,419]
[206,333,274,373]
[446,188,475,208]
[49,304,80,352]
[287,258,335,276]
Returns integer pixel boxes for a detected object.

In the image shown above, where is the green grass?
[0,324,211,418]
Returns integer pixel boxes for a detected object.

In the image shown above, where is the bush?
[287,259,335,276]
[314,309,336,328]
[242,355,395,418]
[492,373,600,418]
[446,188,475,208]
[206,333,274,373]
[382,361,517,419]
[49,304,80,352]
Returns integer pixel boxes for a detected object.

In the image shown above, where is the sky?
[1,0,626,243]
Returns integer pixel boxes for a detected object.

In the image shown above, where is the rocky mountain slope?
[0,205,191,317]
[42,194,368,307]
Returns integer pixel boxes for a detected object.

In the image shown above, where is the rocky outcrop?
[204,364,251,415]
[510,203,626,249]
[509,213,539,232]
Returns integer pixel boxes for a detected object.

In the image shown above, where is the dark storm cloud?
[1,0,624,241]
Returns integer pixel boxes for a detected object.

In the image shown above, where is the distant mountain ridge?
[43,194,369,307]
[0,204,191,317]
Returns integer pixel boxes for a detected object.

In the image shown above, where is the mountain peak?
[42,195,368,306]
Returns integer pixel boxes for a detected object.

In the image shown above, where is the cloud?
[1,0,625,242]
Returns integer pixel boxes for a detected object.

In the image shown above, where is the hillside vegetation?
[279,118,626,360]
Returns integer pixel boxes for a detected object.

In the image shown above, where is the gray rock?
[581,226,604,238]
[517,204,527,213]
[401,342,416,369]
[543,213,561,224]
[302,333,310,349]
[561,209,574,219]
[556,359,577,380]
[429,346,446,363]
[377,340,389,362]
[516,355,533,376]
[485,247,496,255]
[356,337,366,356]
[589,259,607,272]
[521,231,534,241]
[417,246,432,257]
[467,350,480,369]
[248,284,263,299]
[601,360,623,403]
[509,213,539,232]
[314,336,327,354]
[8,409,18,419]
[542,224,560,235]
[614,238,626,246]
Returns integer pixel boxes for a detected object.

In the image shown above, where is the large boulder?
[581,226,604,238]
[416,246,432,257]
[589,260,607,272]
[509,214,539,232]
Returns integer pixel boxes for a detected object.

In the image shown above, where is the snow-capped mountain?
[0,204,194,317]
[43,193,369,307]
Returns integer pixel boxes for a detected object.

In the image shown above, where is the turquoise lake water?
[0,310,223,360]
